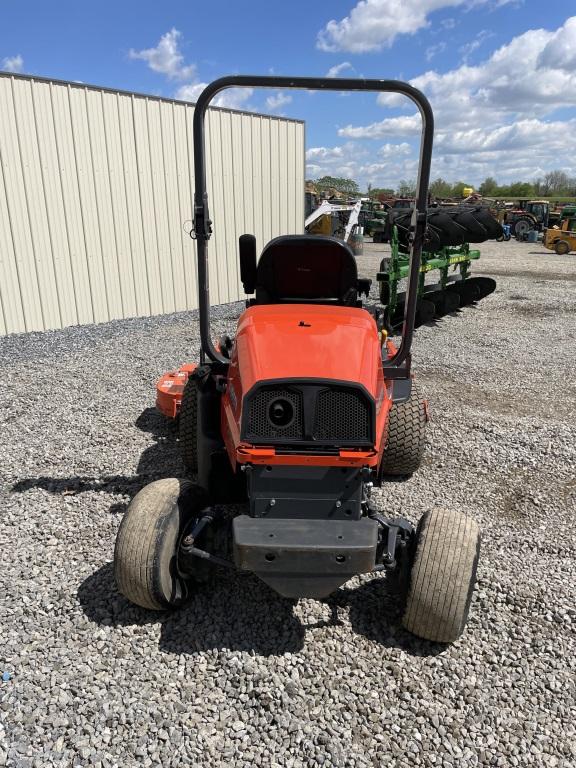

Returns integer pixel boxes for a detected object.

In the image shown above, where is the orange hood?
[232,304,382,398]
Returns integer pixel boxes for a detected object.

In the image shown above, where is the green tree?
[370,187,395,200]
[314,175,360,196]
[397,179,416,197]
[479,177,498,196]
[450,181,469,198]
[506,181,535,198]
[542,170,570,195]
[429,177,452,198]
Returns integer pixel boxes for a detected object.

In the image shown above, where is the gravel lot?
[1,238,575,767]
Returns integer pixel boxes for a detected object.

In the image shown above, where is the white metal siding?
[0,73,305,335]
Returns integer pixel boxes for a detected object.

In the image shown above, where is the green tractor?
[361,200,388,242]
[363,198,414,243]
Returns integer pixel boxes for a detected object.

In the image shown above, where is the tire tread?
[114,478,193,610]
[402,508,480,643]
[381,381,427,476]
[180,378,198,472]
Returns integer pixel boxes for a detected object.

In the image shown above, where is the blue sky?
[2,1,575,189]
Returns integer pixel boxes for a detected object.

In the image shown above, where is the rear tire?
[513,217,533,239]
[554,239,570,255]
[180,377,198,472]
[114,479,209,610]
[402,508,480,643]
[380,381,427,476]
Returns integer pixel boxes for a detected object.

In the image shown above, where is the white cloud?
[329,17,576,186]
[316,0,515,53]
[266,91,292,111]
[434,119,576,156]
[537,15,576,71]
[459,29,494,62]
[129,29,195,80]
[326,62,354,77]
[176,82,207,102]
[2,55,23,73]
[379,142,411,157]
[317,0,460,53]
[306,141,416,187]
[307,146,345,161]
[130,29,253,110]
[408,19,576,126]
[176,82,254,110]
[426,42,446,62]
[215,88,254,110]
[339,114,421,138]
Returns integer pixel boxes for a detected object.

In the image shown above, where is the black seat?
[254,235,359,305]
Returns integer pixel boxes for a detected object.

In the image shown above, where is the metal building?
[0,73,305,335]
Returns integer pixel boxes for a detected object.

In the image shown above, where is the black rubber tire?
[513,217,533,238]
[449,209,488,242]
[554,239,570,255]
[180,377,198,472]
[380,381,427,476]
[114,479,208,610]
[402,508,480,643]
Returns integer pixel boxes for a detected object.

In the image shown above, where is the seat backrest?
[255,235,358,304]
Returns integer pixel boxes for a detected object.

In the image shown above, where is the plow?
[377,205,500,329]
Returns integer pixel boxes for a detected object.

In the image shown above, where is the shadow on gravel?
[78,563,305,656]
[11,407,183,506]
[334,579,446,658]
[78,564,444,658]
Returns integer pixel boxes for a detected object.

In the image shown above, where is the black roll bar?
[192,75,434,368]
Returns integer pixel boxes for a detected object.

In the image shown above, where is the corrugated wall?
[0,73,305,335]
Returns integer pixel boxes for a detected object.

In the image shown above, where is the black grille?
[245,388,303,440]
[313,389,371,443]
[242,382,373,446]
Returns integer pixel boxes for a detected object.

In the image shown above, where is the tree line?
[308,171,576,200]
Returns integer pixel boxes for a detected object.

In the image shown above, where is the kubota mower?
[114,76,481,644]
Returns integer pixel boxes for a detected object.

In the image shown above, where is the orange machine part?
[156,363,197,419]
[236,445,380,468]
[221,303,391,468]
[157,307,397,471]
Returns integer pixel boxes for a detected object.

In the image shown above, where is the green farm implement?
[377,224,497,330]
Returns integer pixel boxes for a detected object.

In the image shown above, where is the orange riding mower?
[114,76,480,643]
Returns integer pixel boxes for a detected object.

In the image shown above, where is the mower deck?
[156,364,196,419]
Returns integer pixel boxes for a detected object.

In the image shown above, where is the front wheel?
[402,508,480,643]
[554,239,570,255]
[114,479,209,610]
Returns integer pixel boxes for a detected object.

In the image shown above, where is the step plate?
[233,515,378,598]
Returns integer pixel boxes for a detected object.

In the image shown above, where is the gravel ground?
[1,238,575,767]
